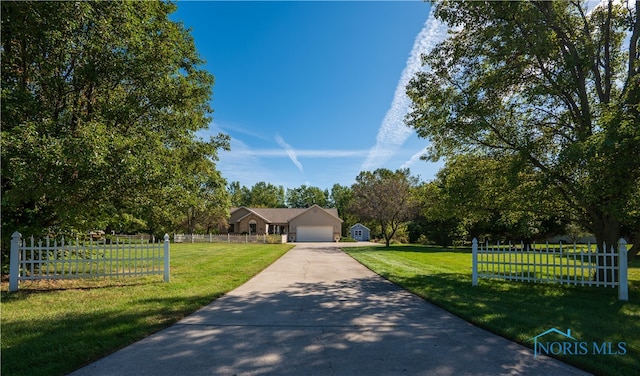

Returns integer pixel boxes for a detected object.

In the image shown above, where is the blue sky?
[172,1,448,190]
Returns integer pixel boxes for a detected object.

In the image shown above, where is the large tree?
[407,1,639,265]
[286,185,328,208]
[350,169,419,247]
[249,182,286,208]
[1,1,229,241]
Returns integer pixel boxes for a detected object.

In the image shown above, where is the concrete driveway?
[70,242,589,376]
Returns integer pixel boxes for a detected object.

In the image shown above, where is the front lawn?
[1,242,293,376]
[344,245,639,376]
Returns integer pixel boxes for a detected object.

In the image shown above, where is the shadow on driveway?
[70,244,589,376]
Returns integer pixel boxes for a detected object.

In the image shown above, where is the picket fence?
[471,238,628,301]
[9,232,170,292]
[173,233,287,244]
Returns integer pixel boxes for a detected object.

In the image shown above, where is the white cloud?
[362,8,449,171]
[275,134,304,172]
[400,147,427,169]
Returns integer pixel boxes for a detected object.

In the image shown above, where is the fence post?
[9,231,22,292]
[472,238,478,287]
[618,238,628,301]
[163,233,170,283]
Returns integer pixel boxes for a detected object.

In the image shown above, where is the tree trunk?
[590,212,621,283]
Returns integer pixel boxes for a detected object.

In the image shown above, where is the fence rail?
[173,233,287,244]
[9,232,170,292]
[471,238,628,301]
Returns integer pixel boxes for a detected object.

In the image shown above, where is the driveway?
[70,242,589,375]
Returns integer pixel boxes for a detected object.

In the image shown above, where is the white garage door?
[297,226,333,242]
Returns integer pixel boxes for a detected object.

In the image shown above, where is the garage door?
[297,226,333,242]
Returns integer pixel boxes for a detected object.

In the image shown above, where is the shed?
[350,223,370,241]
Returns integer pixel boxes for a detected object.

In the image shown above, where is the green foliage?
[416,155,571,243]
[406,0,640,251]
[228,181,287,208]
[285,184,328,208]
[350,168,419,247]
[329,183,355,236]
[1,1,229,241]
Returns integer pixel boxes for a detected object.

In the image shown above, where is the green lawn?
[344,245,640,376]
[1,242,293,376]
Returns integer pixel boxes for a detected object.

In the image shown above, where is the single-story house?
[350,223,370,241]
[225,205,343,242]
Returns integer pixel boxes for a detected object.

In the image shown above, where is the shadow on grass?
[348,246,640,376]
[1,292,223,376]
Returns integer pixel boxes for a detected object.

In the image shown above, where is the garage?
[296,226,333,242]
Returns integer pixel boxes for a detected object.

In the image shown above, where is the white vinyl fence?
[173,233,287,244]
[9,232,170,292]
[471,238,628,301]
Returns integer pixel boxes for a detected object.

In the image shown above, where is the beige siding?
[289,207,341,241]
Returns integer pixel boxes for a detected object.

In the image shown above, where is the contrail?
[400,147,428,169]
[362,7,448,171]
[275,134,304,172]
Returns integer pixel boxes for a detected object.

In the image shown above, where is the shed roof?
[350,223,370,230]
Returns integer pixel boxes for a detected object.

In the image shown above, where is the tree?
[350,169,419,247]
[329,183,354,236]
[181,172,230,234]
[430,155,570,244]
[286,185,328,208]
[406,1,640,275]
[228,181,251,207]
[249,181,286,208]
[1,1,229,241]
[411,181,464,246]
[227,181,286,208]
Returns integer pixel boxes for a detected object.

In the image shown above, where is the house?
[350,223,370,241]
[225,205,343,242]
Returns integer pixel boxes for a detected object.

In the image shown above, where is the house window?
[228,224,235,233]
[249,220,257,234]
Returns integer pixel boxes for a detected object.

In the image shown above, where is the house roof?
[235,209,273,224]
[350,223,370,230]
[230,206,341,224]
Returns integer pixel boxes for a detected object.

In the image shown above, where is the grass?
[0,242,293,376]
[343,245,640,376]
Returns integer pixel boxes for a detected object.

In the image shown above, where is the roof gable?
[350,223,370,230]
[289,204,343,223]
[230,207,273,223]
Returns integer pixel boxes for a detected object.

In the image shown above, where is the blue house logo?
[529,328,578,358]
[528,328,626,358]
